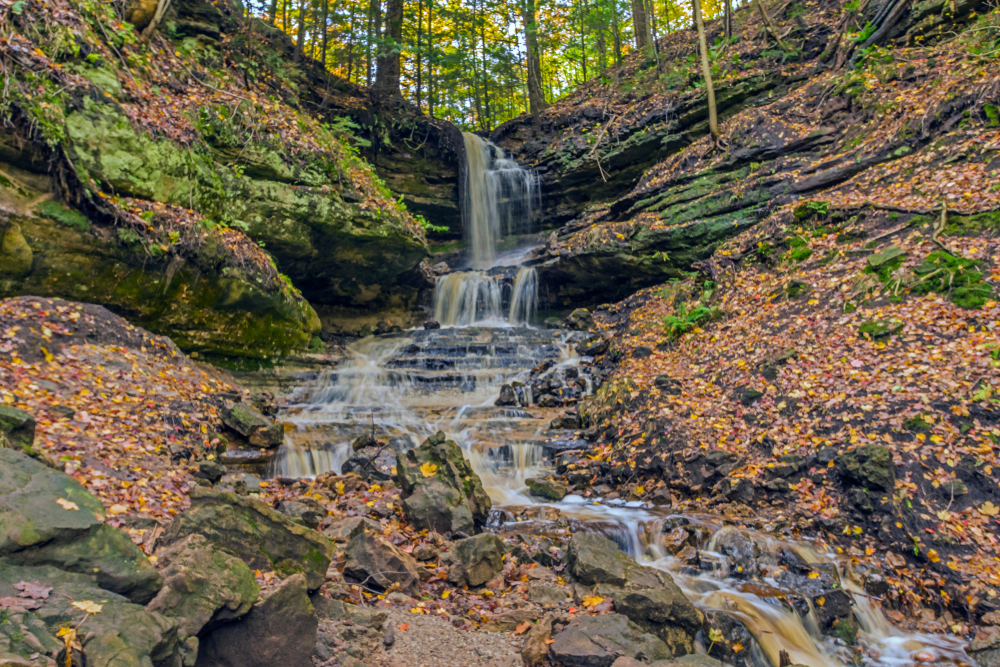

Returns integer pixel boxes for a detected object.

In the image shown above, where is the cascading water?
[265,128,967,667]
[462,132,540,270]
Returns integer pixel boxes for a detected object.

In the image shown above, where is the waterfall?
[462,132,539,270]
[508,267,537,325]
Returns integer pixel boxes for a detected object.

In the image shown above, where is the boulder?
[0,447,161,604]
[0,406,35,454]
[275,497,326,530]
[565,308,595,331]
[566,533,627,586]
[342,531,421,595]
[394,431,491,535]
[0,559,180,667]
[836,444,895,492]
[528,585,571,604]
[549,613,671,667]
[147,534,259,637]
[496,384,519,406]
[521,613,556,667]
[163,487,335,591]
[221,402,283,448]
[195,573,317,667]
[526,477,569,501]
[194,461,227,485]
[575,334,609,357]
[710,526,761,578]
[446,533,505,587]
[322,516,381,543]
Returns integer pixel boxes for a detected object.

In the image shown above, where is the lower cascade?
[432,267,538,327]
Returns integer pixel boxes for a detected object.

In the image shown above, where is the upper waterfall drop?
[462,132,539,270]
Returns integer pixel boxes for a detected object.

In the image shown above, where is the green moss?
[951,284,993,310]
[912,250,992,309]
[788,247,813,262]
[786,236,808,248]
[903,415,932,431]
[986,104,999,127]
[785,280,809,298]
[829,618,858,645]
[865,246,905,281]
[859,319,903,340]
[35,200,90,231]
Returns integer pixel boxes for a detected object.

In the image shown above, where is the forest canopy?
[247,0,737,131]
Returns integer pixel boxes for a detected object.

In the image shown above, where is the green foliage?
[414,214,449,234]
[985,104,1000,127]
[663,302,722,339]
[859,319,903,340]
[911,251,992,309]
[788,247,813,263]
[35,201,90,231]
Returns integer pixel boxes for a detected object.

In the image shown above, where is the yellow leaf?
[733,643,744,653]
[817,596,826,607]
[40,346,53,362]
[72,600,103,614]
[808,572,820,579]
[635,485,645,495]
[979,501,999,517]
[582,595,604,608]
[420,462,438,478]
[109,504,128,515]
[481,590,494,596]
[335,481,345,495]
[57,627,76,639]
[928,549,940,563]
[369,484,382,493]
[441,590,450,599]
[56,498,79,511]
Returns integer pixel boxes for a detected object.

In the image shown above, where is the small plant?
[663,302,722,339]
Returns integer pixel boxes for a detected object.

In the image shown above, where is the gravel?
[365,609,524,667]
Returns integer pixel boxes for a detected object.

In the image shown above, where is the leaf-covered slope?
[0,0,432,352]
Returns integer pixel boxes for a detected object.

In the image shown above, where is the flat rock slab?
[550,613,671,667]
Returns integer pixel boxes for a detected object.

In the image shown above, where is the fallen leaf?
[14,581,52,600]
[979,501,999,517]
[56,498,79,511]
[72,600,103,614]
[514,621,532,635]
[420,462,438,478]
[582,594,604,608]
[397,623,409,631]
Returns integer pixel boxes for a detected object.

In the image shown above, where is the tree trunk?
[347,3,357,82]
[367,0,380,87]
[428,0,435,117]
[295,0,306,61]
[611,5,622,64]
[630,0,649,50]
[268,0,278,23]
[521,0,547,116]
[320,0,329,67]
[645,0,659,65]
[481,7,491,130]
[416,0,424,108]
[693,0,720,141]
[724,0,733,41]
[579,0,588,82]
[375,0,402,94]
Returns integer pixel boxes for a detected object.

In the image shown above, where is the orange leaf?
[397,624,409,631]
[514,621,531,635]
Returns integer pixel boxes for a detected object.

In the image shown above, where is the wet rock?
[633,346,653,359]
[352,434,379,451]
[0,405,35,454]
[275,497,327,530]
[836,444,895,492]
[323,473,367,495]
[549,613,671,667]
[341,448,395,482]
[528,585,570,604]
[196,573,317,667]
[424,320,441,330]
[447,533,505,587]
[395,431,491,535]
[576,334,610,357]
[703,611,763,667]
[663,528,693,555]
[343,531,421,595]
[322,516,381,542]
[545,316,564,329]
[0,447,162,604]
[526,477,569,501]
[711,526,761,578]
[811,589,854,631]
[496,384,519,406]
[147,534,259,637]
[565,308,595,331]
[163,487,335,591]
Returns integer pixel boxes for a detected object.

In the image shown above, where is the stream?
[269,132,972,667]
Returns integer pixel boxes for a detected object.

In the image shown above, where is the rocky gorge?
[1,0,999,665]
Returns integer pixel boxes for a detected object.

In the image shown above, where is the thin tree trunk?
[268,0,278,23]
[521,0,547,116]
[294,0,306,61]
[481,7,491,130]
[724,0,733,41]
[428,0,435,117]
[692,0,719,141]
[755,0,792,50]
[630,0,649,50]
[375,0,402,94]
[611,4,622,64]
[321,0,329,67]
[347,3,357,82]
[580,0,588,83]
[416,0,424,108]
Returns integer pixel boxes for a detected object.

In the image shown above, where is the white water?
[432,267,538,327]
[463,132,539,270]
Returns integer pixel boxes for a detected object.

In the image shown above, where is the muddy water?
[272,320,971,667]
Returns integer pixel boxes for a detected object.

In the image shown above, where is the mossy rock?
[866,246,906,280]
[859,319,903,340]
[0,406,35,455]
[785,280,810,299]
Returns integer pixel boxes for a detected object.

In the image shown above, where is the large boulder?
[0,559,181,667]
[195,573,317,667]
[147,534,260,638]
[162,487,335,591]
[709,526,761,578]
[836,444,895,492]
[220,402,284,449]
[526,477,569,501]
[446,533,505,587]
[0,406,35,455]
[394,431,491,535]
[567,533,702,655]
[0,447,161,604]
[342,531,421,595]
[550,613,671,667]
